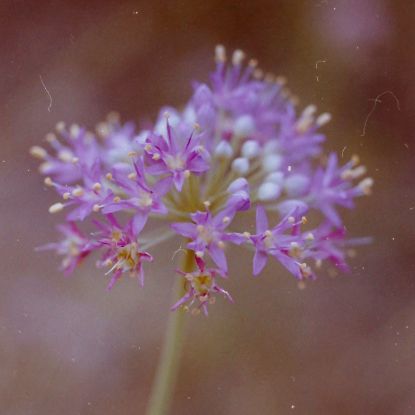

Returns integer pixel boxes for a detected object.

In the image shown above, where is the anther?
[105,172,113,181]
[316,113,331,126]
[55,122,65,132]
[232,49,245,66]
[113,196,121,203]
[72,187,84,197]
[128,172,137,180]
[203,200,211,209]
[128,151,137,157]
[44,177,53,187]
[45,133,57,143]
[195,251,204,258]
[144,143,152,152]
[30,146,47,159]
[222,216,230,224]
[243,231,251,239]
[264,230,272,237]
[301,216,307,225]
[93,204,101,212]
[92,182,102,192]
[215,44,226,62]
[62,192,71,200]
[217,241,225,249]
[152,153,161,161]
[184,170,191,178]
[49,202,64,214]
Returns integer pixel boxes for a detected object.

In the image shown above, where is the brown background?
[1,0,415,414]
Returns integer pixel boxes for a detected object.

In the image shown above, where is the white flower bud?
[241,140,260,159]
[232,157,250,175]
[263,154,282,172]
[284,174,310,196]
[233,115,255,137]
[257,182,281,201]
[215,140,233,158]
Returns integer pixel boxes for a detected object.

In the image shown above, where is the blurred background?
[1,0,414,414]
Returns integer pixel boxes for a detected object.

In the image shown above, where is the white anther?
[196,225,204,232]
[163,111,170,119]
[93,204,101,212]
[71,157,79,164]
[231,157,250,175]
[222,216,230,224]
[215,140,233,158]
[56,122,65,132]
[358,177,374,195]
[232,49,245,65]
[241,140,260,159]
[70,124,80,137]
[215,44,226,62]
[128,151,137,157]
[105,172,113,181]
[288,216,295,224]
[44,177,53,186]
[195,251,204,258]
[257,182,281,201]
[243,231,251,239]
[301,216,307,224]
[184,170,191,178]
[302,105,317,118]
[30,146,47,159]
[263,154,283,172]
[62,192,71,200]
[203,200,211,209]
[217,241,225,249]
[128,172,137,180]
[264,230,272,237]
[316,112,331,126]
[152,153,160,161]
[58,150,73,163]
[45,133,57,143]
[144,143,152,152]
[305,232,315,241]
[113,196,121,203]
[39,162,52,174]
[49,202,64,214]
[234,115,255,137]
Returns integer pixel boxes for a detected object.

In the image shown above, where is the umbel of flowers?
[31,46,372,315]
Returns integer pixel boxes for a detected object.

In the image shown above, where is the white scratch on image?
[39,74,53,112]
[361,90,400,136]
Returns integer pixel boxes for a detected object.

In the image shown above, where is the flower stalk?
[145,249,193,415]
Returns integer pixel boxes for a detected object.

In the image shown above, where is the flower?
[32,45,372,315]
[172,256,232,316]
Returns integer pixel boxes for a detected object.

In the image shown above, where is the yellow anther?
[62,192,71,200]
[217,241,225,249]
[105,172,113,181]
[128,151,138,157]
[72,187,84,197]
[128,172,137,180]
[92,182,102,192]
[113,196,121,203]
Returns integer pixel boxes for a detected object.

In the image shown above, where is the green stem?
[145,250,193,415]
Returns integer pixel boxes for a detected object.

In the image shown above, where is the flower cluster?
[31,46,372,315]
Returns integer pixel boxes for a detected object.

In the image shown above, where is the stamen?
[72,187,84,197]
[105,172,113,181]
[30,146,47,159]
[316,113,331,126]
[232,49,245,66]
[215,45,226,62]
[49,202,64,214]
[44,177,53,186]
[62,192,71,200]
[92,204,101,212]
[92,182,102,192]
[55,122,65,132]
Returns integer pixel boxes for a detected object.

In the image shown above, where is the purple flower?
[37,222,96,275]
[249,205,313,279]
[171,256,232,316]
[94,215,153,289]
[143,114,210,191]
[102,158,171,234]
[32,45,373,312]
[171,206,244,272]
